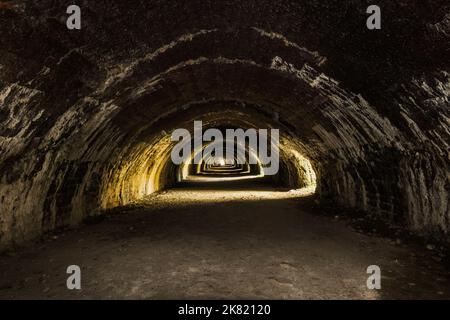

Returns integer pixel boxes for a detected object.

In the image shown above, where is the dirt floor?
[0,180,449,299]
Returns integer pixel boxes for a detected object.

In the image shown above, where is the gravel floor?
[0,181,449,299]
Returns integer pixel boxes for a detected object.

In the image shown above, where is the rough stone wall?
[0,1,449,249]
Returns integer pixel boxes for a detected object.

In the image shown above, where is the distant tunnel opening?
[98,110,318,211]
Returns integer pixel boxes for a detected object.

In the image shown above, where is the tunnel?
[0,1,449,299]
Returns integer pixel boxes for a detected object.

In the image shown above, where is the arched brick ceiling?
[0,1,448,249]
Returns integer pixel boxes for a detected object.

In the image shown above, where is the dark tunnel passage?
[0,1,449,299]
